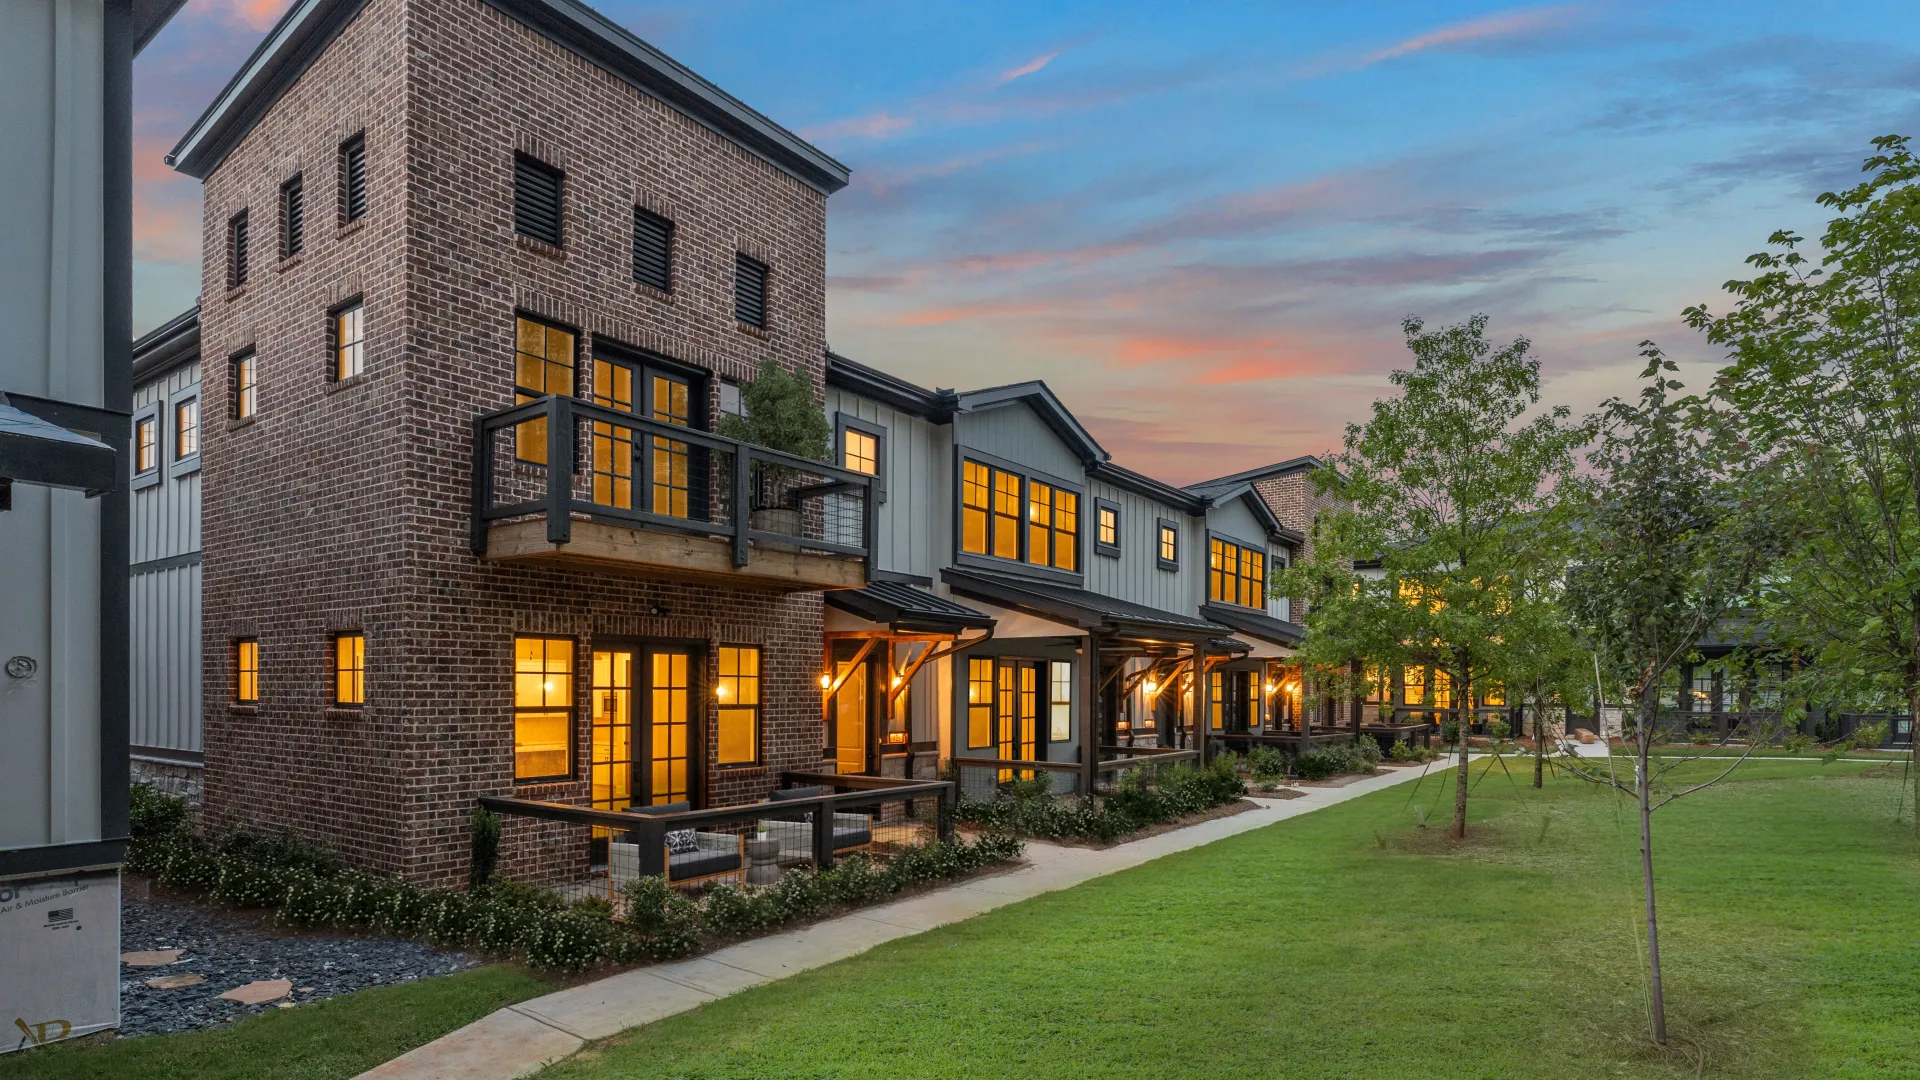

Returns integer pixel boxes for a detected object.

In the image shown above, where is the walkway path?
[360,762,1453,1080]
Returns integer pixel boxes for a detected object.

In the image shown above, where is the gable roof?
[132,306,201,386]
[952,381,1107,466]
[1188,455,1329,494]
[165,0,850,194]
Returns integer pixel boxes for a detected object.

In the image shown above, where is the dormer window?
[1209,536,1267,608]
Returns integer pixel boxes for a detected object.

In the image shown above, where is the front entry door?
[833,659,867,775]
[645,647,696,805]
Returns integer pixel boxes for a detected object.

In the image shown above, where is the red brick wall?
[198,0,835,887]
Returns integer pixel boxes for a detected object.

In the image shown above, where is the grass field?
[545,759,1920,1079]
[0,964,550,1080]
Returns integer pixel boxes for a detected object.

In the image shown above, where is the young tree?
[1686,134,1920,808]
[1279,314,1587,837]
[1562,346,1781,1046]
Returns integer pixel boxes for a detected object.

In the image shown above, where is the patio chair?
[764,785,874,862]
[606,802,745,892]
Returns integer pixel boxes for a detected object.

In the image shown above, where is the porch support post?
[1190,639,1207,764]
[1081,630,1102,798]
[1350,657,1364,744]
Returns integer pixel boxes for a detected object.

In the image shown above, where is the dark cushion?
[667,847,741,881]
[767,786,827,801]
[624,801,691,817]
[832,826,872,850]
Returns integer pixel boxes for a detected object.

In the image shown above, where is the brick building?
[165,0,862,886]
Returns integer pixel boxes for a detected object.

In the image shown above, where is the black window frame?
[168,385,201,479]
[511,633,576,783]
[1207,531,1268,610]
[631,206,674,292]
[513,152,564,248]
[1093,498,1122,559]
[734,253,769,329]
[131,403,161,490]
[226,209,249,288]
[714,643,763,768]
[328,296,366,382]
[835,413,887,503]
[230,347,258,420]
[279,173,304,259]
[339,132,367,224]
[953,448,1086,584]
[1156,517,1180,572]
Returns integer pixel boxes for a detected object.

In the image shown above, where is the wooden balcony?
[472,396,872,592]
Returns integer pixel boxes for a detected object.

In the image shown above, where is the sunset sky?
[134,0,1920,484]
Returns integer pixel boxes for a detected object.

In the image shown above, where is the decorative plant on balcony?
[715,357,831,514]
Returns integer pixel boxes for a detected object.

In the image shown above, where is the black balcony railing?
[471,395,875,570]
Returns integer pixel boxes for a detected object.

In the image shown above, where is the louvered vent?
[281,173,304,258]
[340,133,367,223]
[734,254,768,328]
[632,208,674,292]
[514,154,564,248]
[228,210,249,287]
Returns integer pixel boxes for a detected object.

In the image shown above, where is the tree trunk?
[1909,629,1919,830]
[1533,692,1545,789]
[1637,698,1669,1045]
[1452,650,1471,839]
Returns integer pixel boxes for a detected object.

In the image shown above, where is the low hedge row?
[952,759,1246,844]
[1293,740,1382,780]
[125,784,1023,972]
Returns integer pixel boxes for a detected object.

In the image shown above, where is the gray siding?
[130,360,203,756]
[954,402,1084,483]
[825,388,949,580]
[1085,480,1198,615]
[1205,496,1266,549]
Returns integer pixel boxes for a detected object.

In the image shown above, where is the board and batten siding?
[954,402,1085,485]
[1084,480,1198,615]
[130,360,203,757]
[825,388,951,580]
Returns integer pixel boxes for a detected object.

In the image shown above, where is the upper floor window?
[843,428,877,476]
[715,645,760,766]
[339,133,367,223]
[226,210,249,288]
[280,174,304,258]
[1209,536,1266,608]
[1026,482,1078,572]
[718,381,743,419]
[334,631,365,706]
[513,635,573,781]
[232,350,257,420]
[332,301,365,381]
[234,639,259,704]
[961,459,1020,561]
[134,414,158,474]
[1157,519,1179,570]
[514,316,576,465]
[632,207,673,292]
[734,254,768,328]
[1095,502,1120,556]
[513,153,563,248]
[173,399,199,460]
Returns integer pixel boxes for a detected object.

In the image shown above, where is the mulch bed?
[117,881,477,1038]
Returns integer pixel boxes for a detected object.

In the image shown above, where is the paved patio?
[358,761,1458,1080]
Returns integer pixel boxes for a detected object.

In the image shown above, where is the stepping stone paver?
[144,973,206,990]
[121,949,184,967]
[220,978,293,1005]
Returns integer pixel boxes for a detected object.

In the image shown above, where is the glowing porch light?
[820,673,833,690]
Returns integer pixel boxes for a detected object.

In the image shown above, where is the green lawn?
[1,964,550,1080]
[545,760,1920,1079]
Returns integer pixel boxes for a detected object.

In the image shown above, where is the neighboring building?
[166,0,857,887]
[129,307,205,799]
[1,0,186,1051]
[821,354,1310,796]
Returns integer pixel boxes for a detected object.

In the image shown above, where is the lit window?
[1097,504,1118,549]
[134,416,157,474]
[716,646,760,765]
[992,469,1020,560]
[232,352,257,420]
[1431,669,1453,710]
[967,657,994,748]
[843,428,877,476]
[334,632,365,706]
[513,316,576,465]
[174,400,199,459]
[513,636,573,781]
[333,302,365,381]
[962,461,990,555]
[1210,670,1224,730]
[961,459,1025,560]
[1049,661,1072,742]
[1158,522,1178,566]
[1208,537,1267,608]
[234,639,259,704]
[1403,667,1425,706]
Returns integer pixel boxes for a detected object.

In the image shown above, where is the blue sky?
[133,0,1920,482]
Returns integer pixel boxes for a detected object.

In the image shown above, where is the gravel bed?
[119,887,477,1037]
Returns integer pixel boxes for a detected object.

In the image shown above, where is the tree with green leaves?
[1562,346,1782,1046]
[1685,134,1920,810]
[715,357,831,461]
[1278,314,1588,837]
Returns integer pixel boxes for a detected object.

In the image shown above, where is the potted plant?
[715,358,831,536]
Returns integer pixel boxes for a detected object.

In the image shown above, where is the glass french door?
[647,373,692,519]
[996,661,1040,780]
[647,649,695,805]
[589,649,635,860]
[833,659,867,775]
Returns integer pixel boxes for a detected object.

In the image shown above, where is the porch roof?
[825,580,994,634]
[942,567,1221,644]
[1201,602,1306,647]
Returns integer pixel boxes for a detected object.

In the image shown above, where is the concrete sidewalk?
[359,762,1451,1080]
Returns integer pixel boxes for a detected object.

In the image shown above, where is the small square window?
[718,381,743,418]
[334,632,365,706]
[1157,519,1180,570]
[234,639,259,703]
[1094,499,1121,558]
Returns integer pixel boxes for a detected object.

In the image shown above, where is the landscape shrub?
[129,782,189,839]
[1781,732,1815,754]
[1247,746,1288,780]
[1440,720,1462,745]
[1387,741,1440,763]
[1294,742,1378,781]
[1486,719,1510,741]
[470,805,502,890]
[1850,721,1889,750]
[957,760,1245,843]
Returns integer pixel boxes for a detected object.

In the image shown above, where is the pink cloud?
[801,109,916,142]
[1364,4,1583,64]
[997,49,1061,85]
[188,0,291,31]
